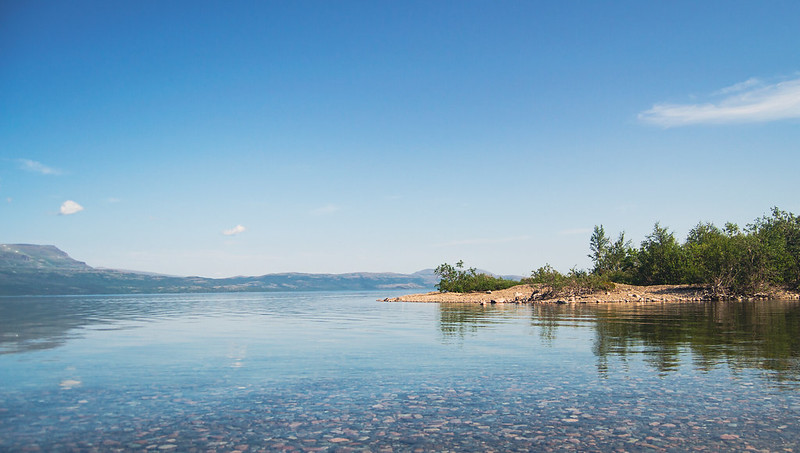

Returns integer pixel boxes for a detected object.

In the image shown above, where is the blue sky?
[2,1,799,277]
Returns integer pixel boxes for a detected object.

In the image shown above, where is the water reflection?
[592,301,800,382]
[0,291,420,356]
[438,303,522,339]
[0,293,303,354]
[439,300,800,382]
[2,293,799,451]
[4,294,800,384]
[0,296,126,354]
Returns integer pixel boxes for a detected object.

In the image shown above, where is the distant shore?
[384,283,800,304]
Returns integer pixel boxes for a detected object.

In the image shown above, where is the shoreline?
[383,283,800,304]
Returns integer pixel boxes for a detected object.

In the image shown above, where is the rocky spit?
[384,283,800,304]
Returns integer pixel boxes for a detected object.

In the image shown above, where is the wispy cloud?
[713,77,761,95]
[435,235,530,247]
[310,204,341,216]
[639,76,800,127]
[18,159,62,175]
[223,224,246,236]
[59,200,84,215]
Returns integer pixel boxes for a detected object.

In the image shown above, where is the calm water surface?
[1,292,799,452]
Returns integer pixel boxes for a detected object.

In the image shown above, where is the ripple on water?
[0,293,798,451]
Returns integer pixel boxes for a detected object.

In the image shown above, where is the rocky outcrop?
[383,283,800,304]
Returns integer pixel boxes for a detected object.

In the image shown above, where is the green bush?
[434,208,799,299]
[749,207,800,290]
[588,207,800,297]
[634,223,687,286]
[434,260,520,293]
[588,225,637,283]
[525,264,614,298]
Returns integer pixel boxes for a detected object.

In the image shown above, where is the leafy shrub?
[434,207,799,300]
[749,207,800,290]
[634,223,687,285]
[589,207,800,297]
[434,260,520,293]
[525,264,614,298]
[588,225,638,283]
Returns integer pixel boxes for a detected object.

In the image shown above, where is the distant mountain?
[412,267,524,282]
[0,244,439,296]
[0,244,91,270]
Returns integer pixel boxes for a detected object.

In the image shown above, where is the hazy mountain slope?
[0,244,438,296]
[0,244,91,270]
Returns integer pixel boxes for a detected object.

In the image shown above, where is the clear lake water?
[1,291,799,452]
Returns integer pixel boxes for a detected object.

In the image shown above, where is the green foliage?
[527,264,565,290]
[434,260,520,293]
[634,223,687,285]
[526,264,615,298]
[434,207,799,299]
[683,222,751,298]
[589,207,800,297]
[588,225,611,274]
[749,207,800,289]
[588,225,636,283]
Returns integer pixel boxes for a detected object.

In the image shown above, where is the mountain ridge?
[0,244,440,296]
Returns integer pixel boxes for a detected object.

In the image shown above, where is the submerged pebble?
[1,295,799,451]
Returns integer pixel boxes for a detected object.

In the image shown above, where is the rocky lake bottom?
[1,292,799,452]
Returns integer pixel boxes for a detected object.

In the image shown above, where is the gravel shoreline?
[383,283,800,304]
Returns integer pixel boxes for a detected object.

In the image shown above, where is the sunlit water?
[1,292,799,451]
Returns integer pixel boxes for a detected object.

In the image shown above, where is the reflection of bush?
[438,304,506,338]
[592,301,800,381]
[438,300,800,382]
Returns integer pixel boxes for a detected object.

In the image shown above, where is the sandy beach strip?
[383,284,800,304]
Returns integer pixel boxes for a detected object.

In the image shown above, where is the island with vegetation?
[388,207,800,304]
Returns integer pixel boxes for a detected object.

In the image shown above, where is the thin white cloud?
[59,200,84,215]
[18,159,62,175]
[639,76,800,127]
[713,77,761,95]
[223,225,246,236]
[310,204,341,216]
[435,235,530,247]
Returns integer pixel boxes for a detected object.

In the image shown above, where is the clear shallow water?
[1,292,799,452]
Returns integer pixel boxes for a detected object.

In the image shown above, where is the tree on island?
[435,207,800,299]
[434,260,519,293]
[588,225,634,281]
[588,207,800,298]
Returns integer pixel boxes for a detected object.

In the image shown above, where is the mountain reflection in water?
[3,294,799,384]
[438,300,800,382]
[2,293,799,451]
